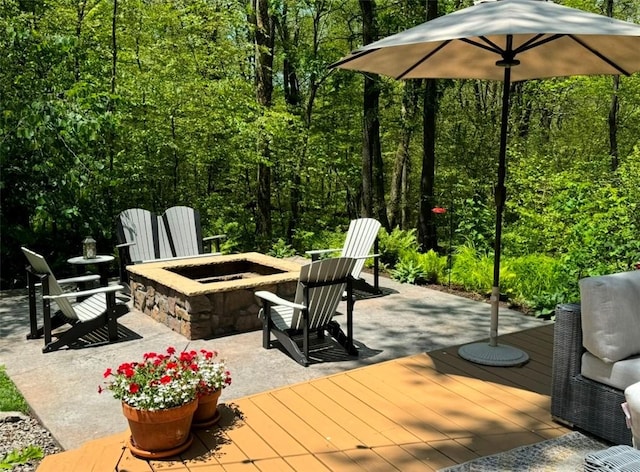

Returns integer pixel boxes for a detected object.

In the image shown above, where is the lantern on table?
[83,236,97,259]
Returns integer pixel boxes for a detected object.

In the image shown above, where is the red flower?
[431,207,447,214]
[97,385,103,394]
[160,375,172,384]
[143,352,157,360]
[166,346,176,355]
[129,383,140,393]
[103,368,112,378]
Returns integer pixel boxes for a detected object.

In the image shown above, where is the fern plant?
[379,227,418,266]
[450,245,495,294]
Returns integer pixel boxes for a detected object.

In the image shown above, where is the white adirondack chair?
[116,208,173,265]
[256,257,358,366]
[162,206,226,257]
[116,206,225,282]
[22,247,129,353]
[306,218,382,294]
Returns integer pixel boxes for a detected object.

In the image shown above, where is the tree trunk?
[359,0,388,228]
[253,0,274,245]
[418,0,439,250]
[388,80,420,229]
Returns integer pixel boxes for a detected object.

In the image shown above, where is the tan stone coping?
[126,252,302,297]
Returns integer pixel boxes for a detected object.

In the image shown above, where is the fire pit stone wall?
[128,253,301,339]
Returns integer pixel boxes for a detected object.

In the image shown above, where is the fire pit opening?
[167,260,286,284]
[127,253,301,340]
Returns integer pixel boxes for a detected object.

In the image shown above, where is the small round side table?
[67,254,115,287]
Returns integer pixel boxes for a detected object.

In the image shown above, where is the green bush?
[390,258,424,284]
[378,227,418,267]
[393,249,448,284]
[444,246,514,295]
[502,254,569,316]
[267,238,296,258]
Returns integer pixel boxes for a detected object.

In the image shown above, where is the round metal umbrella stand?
[332,0,640,366]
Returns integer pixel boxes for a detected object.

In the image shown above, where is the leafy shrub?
[454,198,495,253]
[378,227,418,266]
[391,258,424,284]
[449,245,496,295]
[394,249,448,284]
[415,250,449,283]
[267,239,296,258]
[502,254,569,316]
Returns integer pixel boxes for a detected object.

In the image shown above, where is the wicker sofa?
[551,270,640,445]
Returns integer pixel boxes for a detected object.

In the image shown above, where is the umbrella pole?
[490,64,511,348]
[458,60,529,367]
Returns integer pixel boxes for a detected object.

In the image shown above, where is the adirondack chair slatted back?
[163,206,204,258]
[341,218,381,279]
[21,247,78,320]
[289,257,356,330]
[156,215,173,259]
[117,208,160,262]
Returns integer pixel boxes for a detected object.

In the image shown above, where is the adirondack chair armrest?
[43,284,125,300]
[57,274,101,285]
[116,242,135,249]
[351,253,380,261]
[203,234,226,241]
[305,248,341,261]
[255,291,305,310]
[31,274,101,289]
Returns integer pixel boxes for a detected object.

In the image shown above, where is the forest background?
[1,0,639,314]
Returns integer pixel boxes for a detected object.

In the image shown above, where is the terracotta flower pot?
[193,389,222,428]
[122,399,197,457]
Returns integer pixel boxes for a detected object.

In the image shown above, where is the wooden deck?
[37,323,570,471]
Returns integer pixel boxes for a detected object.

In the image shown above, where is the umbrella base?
[458,342,529,367]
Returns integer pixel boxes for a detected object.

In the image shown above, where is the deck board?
[37,324,571,472]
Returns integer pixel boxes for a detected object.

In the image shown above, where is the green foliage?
[392,249,448,284]
[0,445,43,469]
[2,0,640,303]
[449,245,495,295]
[378,227,418,267]
[0,366,42,469]
[502,254,571,316]
[304,229,346,259]
[453,198,495,253]
[267,238,296,258]
[390,258,424,284]
[0,366,29,414]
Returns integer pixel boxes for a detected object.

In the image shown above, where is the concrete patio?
[0,270,550,452]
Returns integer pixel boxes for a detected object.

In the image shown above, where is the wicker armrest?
[554,303,584,377]
[551,303,583,421]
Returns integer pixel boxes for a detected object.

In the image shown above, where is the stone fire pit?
[128,252,301,339]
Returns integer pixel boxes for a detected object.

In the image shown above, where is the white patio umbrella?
[331,0,640,366]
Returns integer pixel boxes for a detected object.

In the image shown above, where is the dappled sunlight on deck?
[37,323,569,471]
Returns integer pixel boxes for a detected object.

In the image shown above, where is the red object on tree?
[432,207,447,214]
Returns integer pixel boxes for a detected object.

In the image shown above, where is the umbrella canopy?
[332,0,640,366]
[333,0,640,81]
